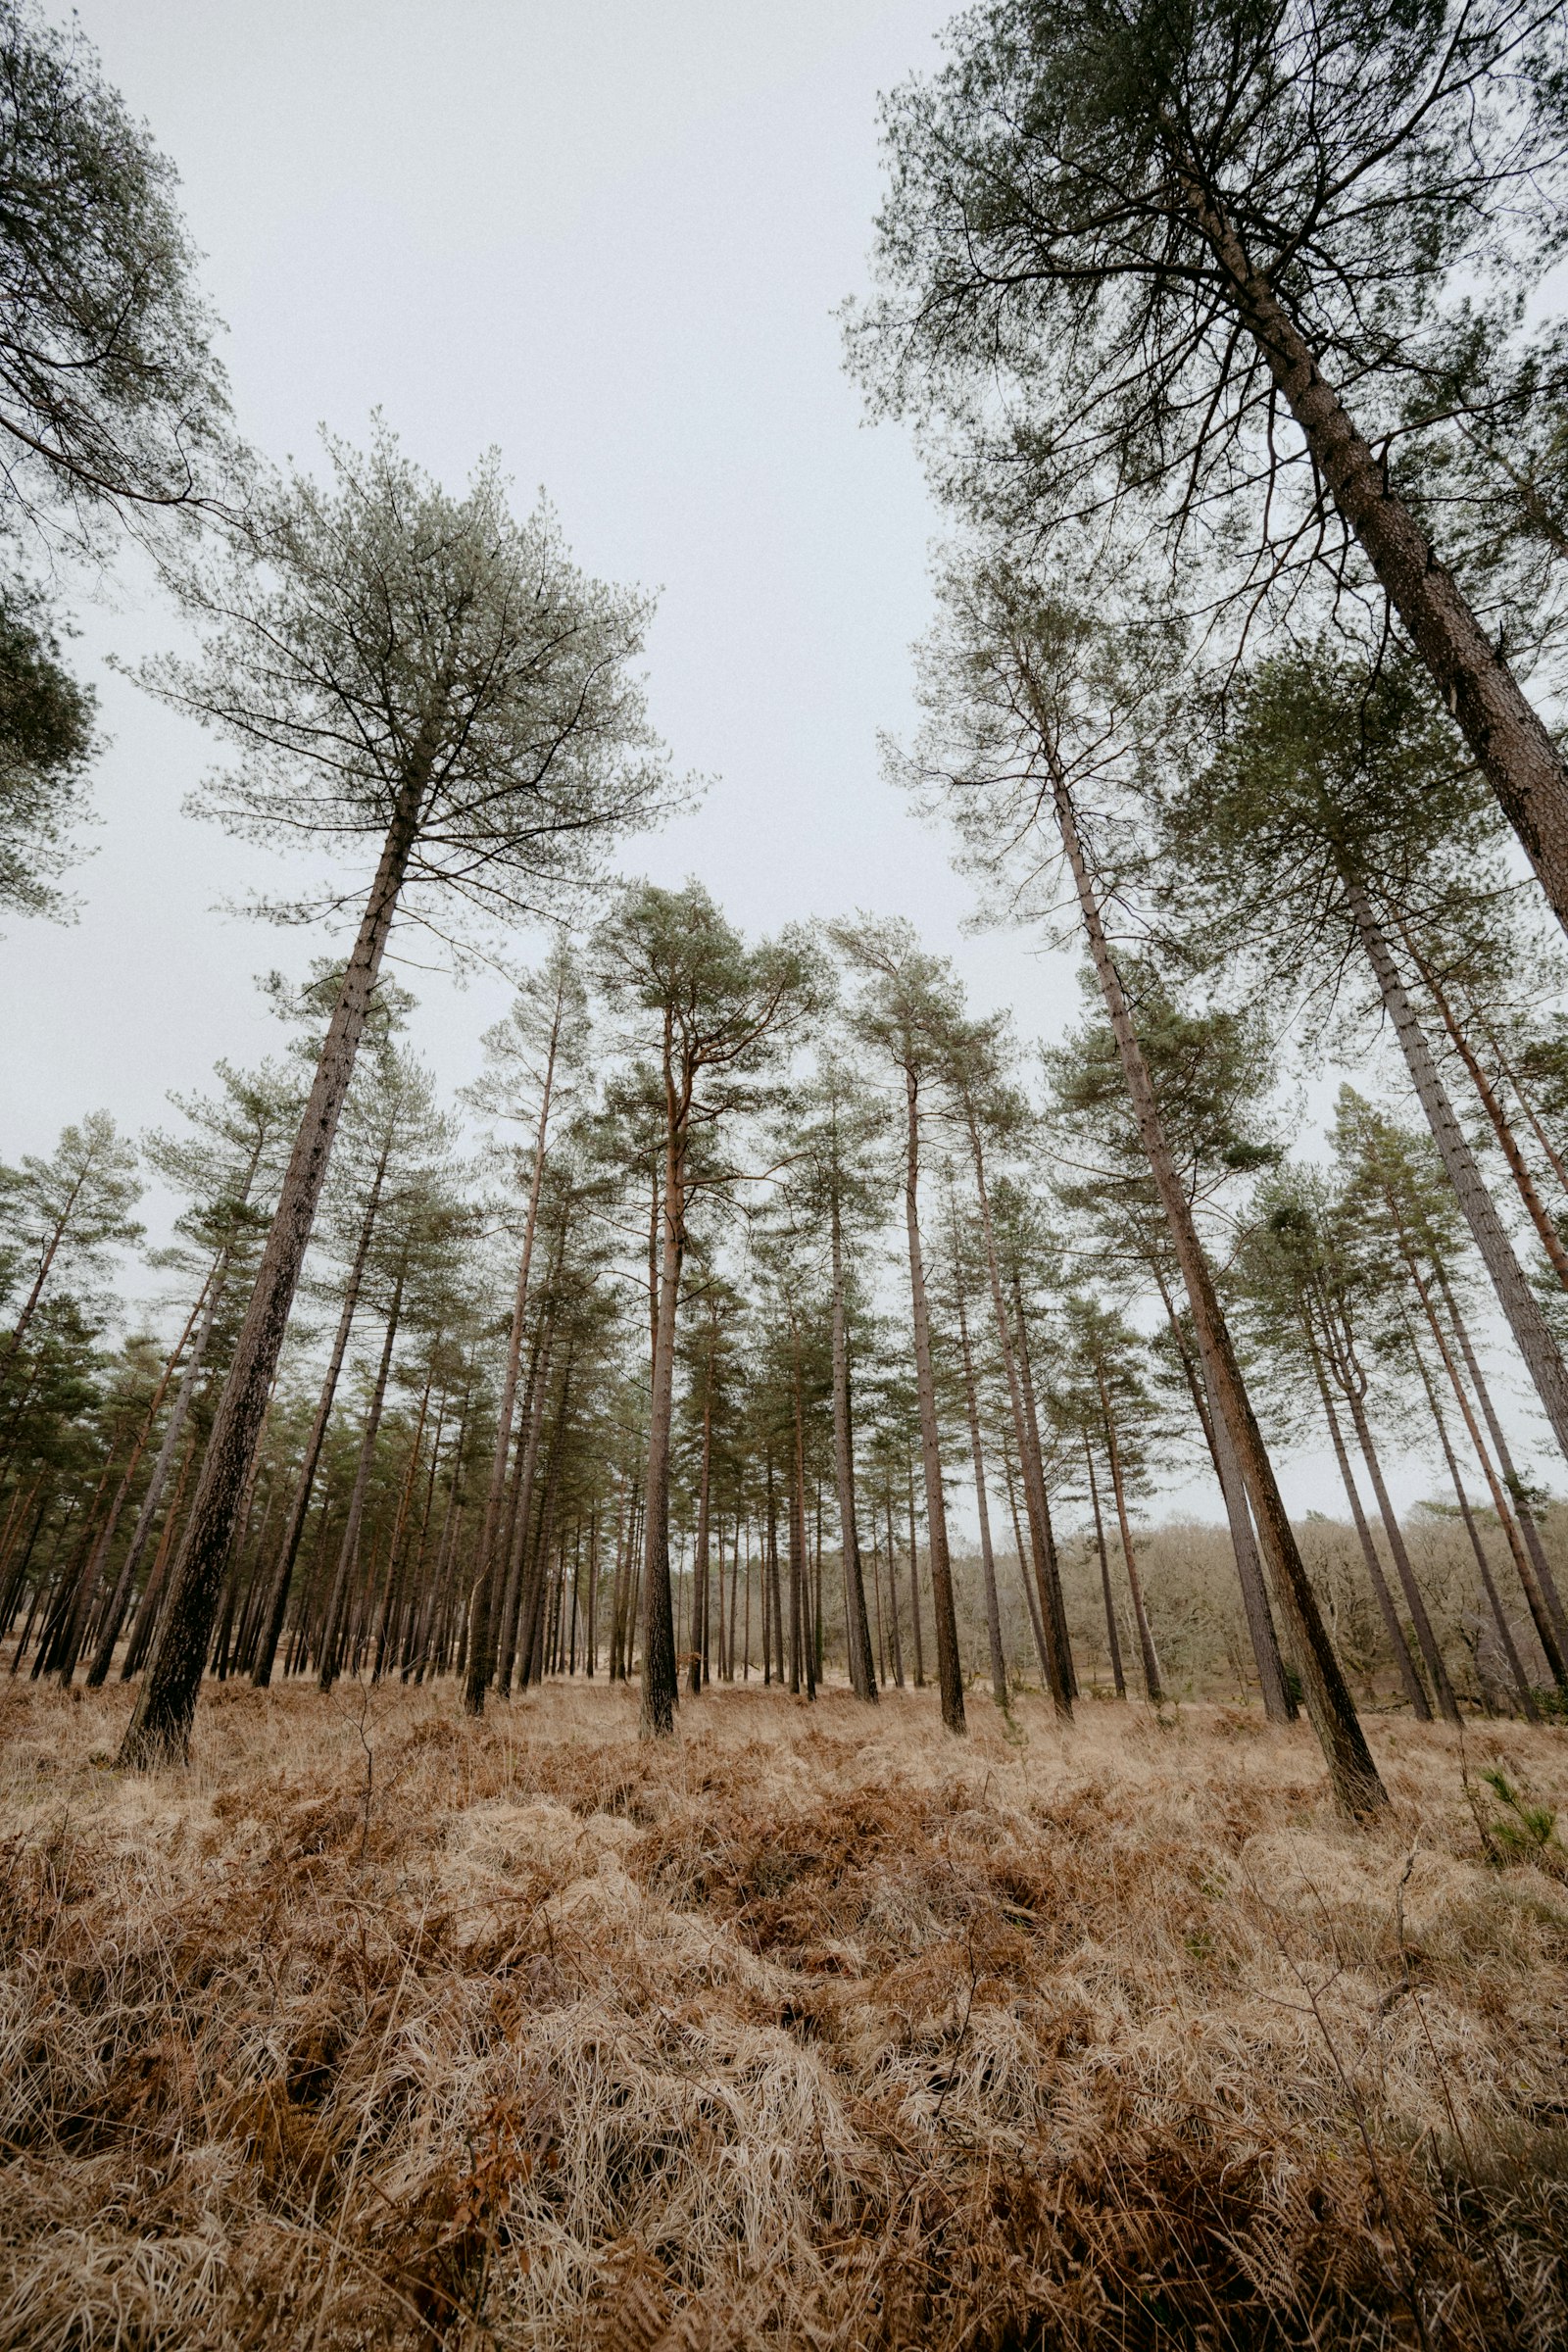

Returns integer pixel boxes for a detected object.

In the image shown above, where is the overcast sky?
[0,0,1549,1516]
[5,0,1059,1136]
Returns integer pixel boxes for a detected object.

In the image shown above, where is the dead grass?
[1,1677,1565,2349]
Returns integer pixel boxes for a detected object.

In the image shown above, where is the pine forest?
[3,3,1568,2345]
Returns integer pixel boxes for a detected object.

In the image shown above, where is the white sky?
[0,0,1554,1522]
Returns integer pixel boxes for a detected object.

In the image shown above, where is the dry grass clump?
[2,1678,1566,2349]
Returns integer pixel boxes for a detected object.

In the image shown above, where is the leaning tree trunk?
[901,1065,964,1733]
[1182,168,1568,937]
[1347,876,1568,1466]
[828,1190,877,1701]
[1043,757,1386,1818]
[120,762,428,1767]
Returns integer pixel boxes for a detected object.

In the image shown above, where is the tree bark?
[121,766,427,1767]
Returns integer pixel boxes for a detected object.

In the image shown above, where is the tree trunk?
[121,768,427,1767]
[1411,1261,1568,1690]
[498,1324,553,1693]
[1012,1276,1078,1701]
[1342,1378,1460,1723]
[59,1279,209,1685]
[1001,1442,1053,1685]
[90,1264,228,1687]
[689,1388,711,1697]
[963,1100,1073,1709]
[1436,1265,1568,1655]
[1044,761,1386,1818]
[902,1068,964,1732]
[1084,1438,1127,1699]
[1181,168,1568,936]
[0,1163,90,1379]
[828,1192,877,1701]
[906,1474,923,1688]
[251,1145,389,1688]
[1400,931,1568,1293]
[1098,1370,1161,1703]
[1150,1259,1294,1720]
[318,1264,404,1691]
[1305,1322,1432,1719]
[465,1006,562,1715]
[372,1357,433,1682]
[953,1238,1007,1706]
[1347,876,1568,1464]
[639,1034,683,1739]
[1485,1023,1568,1200]
[791,1342,815,1700]
[122,1437,195,1678]
[1406,1329,1538,1718]
[873,1493,897,1687]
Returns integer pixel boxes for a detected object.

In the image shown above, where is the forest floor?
[2,1677,1567,2351]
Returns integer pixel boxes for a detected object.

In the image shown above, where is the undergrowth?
[1,1679,1565,2348]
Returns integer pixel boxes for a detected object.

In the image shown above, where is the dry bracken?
[2,1677,1565,2349]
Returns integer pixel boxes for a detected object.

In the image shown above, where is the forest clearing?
[4,1672,1566,2351]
